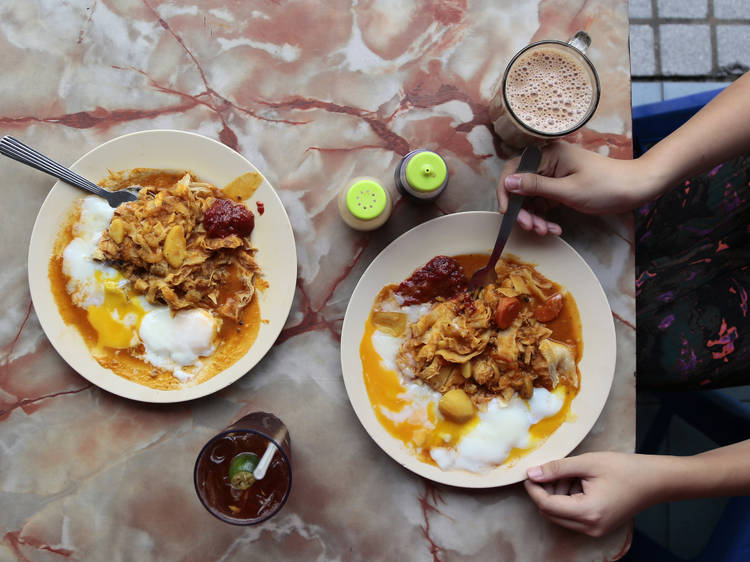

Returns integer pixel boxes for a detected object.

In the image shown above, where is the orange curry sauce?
[48,170,263,390]
[359,253,582,468]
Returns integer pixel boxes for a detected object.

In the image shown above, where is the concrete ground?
[628,1,750,558]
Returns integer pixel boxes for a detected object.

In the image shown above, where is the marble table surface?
[0,1,634,560]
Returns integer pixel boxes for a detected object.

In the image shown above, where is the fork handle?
[0,135,108,198]
[486,192,524,270]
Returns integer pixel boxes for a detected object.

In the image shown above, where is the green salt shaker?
[337,176,392,231]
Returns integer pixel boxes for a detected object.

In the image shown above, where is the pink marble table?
[0,1,634,560]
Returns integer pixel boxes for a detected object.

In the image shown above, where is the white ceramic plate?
[340,211,616,488]
[28,130,297,403]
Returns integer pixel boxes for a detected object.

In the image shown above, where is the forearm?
[692,439,750,497]
[635,72,750,198]
[645,440,750,504]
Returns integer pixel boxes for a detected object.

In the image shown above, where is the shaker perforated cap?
[345,179,387,220]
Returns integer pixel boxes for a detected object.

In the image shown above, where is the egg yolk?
[87,272,148,349]
[361,319,424,443]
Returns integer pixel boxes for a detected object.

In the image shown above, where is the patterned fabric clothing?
[636,154,750,389]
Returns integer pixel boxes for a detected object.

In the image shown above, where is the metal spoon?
[0,135,139,207]
[467,145,542,292]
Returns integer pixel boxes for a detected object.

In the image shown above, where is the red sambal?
[395,255,466,305]
[204,198,255,238]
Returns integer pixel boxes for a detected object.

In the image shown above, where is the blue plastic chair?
[632,87,724,157]
[625,390,750,561]
[624,86,750,561]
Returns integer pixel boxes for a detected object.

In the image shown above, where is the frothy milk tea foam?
[505,47,594,134]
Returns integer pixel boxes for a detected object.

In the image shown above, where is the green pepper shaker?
[395,149,448,203]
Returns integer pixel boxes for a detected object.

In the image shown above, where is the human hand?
[524,452,665,537]
[497,142,661,235]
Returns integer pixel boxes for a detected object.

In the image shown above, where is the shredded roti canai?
[381,257,579,406]
[94,171,259,321]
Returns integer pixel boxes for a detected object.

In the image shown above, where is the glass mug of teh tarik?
[489,31,601,151]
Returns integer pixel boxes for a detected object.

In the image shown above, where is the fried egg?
[61,196,217,382]
[363,301,571,474]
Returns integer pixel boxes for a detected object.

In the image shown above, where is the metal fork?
[467,145,542,292]
[0,135,139,207]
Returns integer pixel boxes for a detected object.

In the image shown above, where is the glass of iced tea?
[489,31,601,151]
[194,411,292,525]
